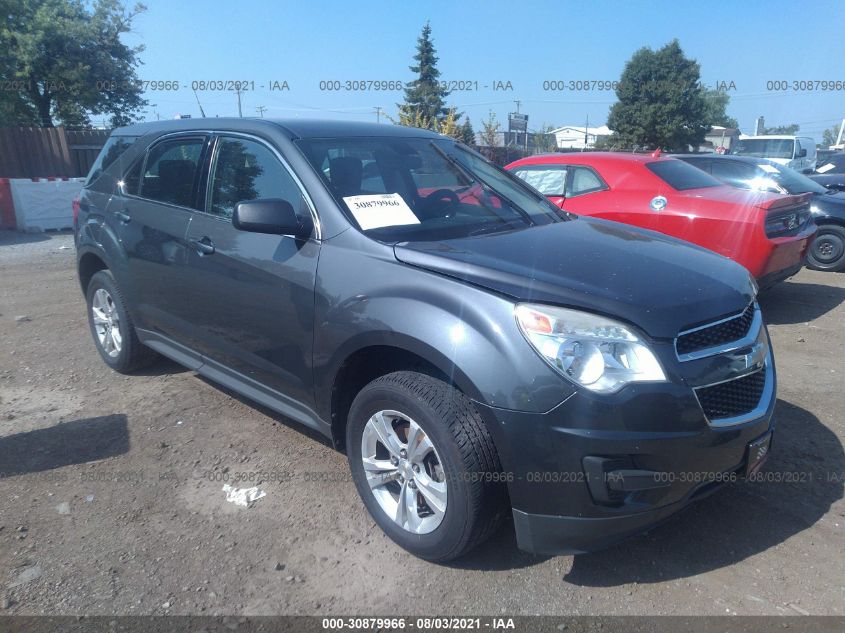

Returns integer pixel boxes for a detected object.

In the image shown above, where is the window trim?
[202,131,322,240]
[119,131,212,214]
[565,165,610,198]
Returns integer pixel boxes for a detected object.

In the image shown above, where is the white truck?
[733,135,817,173]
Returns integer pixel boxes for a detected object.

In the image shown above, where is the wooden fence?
[0,127,111,178]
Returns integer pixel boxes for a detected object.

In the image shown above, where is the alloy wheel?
[91,288,122,357]
[360,409,447,534]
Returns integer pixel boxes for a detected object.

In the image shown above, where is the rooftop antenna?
[193,88,206,118]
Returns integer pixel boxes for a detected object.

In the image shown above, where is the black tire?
[85,269,159,373]
[347,371,507,562]
[806,224,845,272]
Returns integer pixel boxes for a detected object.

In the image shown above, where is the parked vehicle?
[506,153,816,288]
[676,154,845,271]
[76,119,775,561]
[810,152,845,193]
[732,135,817,173]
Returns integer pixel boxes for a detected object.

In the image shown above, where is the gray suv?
[75,118,775,561]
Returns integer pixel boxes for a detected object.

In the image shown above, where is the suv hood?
[394,218,755,340]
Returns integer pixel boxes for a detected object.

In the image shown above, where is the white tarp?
[10,178,84,231]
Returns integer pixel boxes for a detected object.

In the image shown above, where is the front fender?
[313,235,574,419]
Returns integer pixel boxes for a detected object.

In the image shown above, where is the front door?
[182,135,320,408]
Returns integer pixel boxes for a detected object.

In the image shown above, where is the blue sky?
[123,0,845,140]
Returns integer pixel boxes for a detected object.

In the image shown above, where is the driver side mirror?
[233,198,312,238]
[796,148,807,158]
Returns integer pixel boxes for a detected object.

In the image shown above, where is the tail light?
[762,193,812,238]
[72,197,81,229]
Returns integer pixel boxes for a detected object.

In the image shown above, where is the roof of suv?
[113,117,443,140]
[674,154,779,165]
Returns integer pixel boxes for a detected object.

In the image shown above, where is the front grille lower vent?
[676,303,755,357]
[695,366,767,420]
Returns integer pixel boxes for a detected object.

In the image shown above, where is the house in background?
[550,125,612,150]
[702,126,741,153]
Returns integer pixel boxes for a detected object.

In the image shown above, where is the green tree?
[479,112,501,145]
[459,118,475,145]
[763,123,800,135]
[702,89,738,129]
[0,0,148,128]
[822,123,843,147]
[607,40,711,150]
[398,22,453,129]
[531,124,557,153]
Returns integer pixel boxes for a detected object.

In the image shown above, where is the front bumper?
[475,323,776,555]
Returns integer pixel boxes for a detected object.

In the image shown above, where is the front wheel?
[806,225,845,272]
[347,371,507,562]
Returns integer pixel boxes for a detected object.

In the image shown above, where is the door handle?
[189,236,215,255]
[113,210,131,224]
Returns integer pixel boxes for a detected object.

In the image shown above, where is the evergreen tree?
[398,22,452,128]
[459,118,475,145]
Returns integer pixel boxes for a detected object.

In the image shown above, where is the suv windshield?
[734,138,795,159]
[295,136,565,241]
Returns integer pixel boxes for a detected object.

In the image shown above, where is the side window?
[710,161,758,189]
[85,135,138,186]
[121,160,142,196]
[140,138,205,208]
[209,137,305,219]
[566,166,607,197]
[511,166,567,196]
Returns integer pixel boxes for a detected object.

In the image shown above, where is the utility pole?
[514,100,521,113]
[255,105,267,118]
[374,106,383,123]
[235,87,243,117]
[584,113,589,151]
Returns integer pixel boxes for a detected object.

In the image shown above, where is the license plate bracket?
[745,432,772,477]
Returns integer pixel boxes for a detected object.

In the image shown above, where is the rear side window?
[566,166,607,197]
[140,138,205,209]
[209,137,306,219]
[645,160,721,191]
[511,165,567,196]
[710,160,759,189]
[85,135,138,185]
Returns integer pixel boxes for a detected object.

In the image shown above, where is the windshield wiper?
[428,141,535,226]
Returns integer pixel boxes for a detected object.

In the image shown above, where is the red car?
[506,153,816,288]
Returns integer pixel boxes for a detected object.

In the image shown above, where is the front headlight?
[515,303,666,394]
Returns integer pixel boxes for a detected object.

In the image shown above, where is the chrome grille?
[695,366,767,420]
[676,303,756,357]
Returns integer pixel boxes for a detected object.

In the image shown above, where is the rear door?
[182,134,320,407]
[106,133,209,346]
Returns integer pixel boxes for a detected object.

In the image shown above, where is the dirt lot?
[0,230,843,617]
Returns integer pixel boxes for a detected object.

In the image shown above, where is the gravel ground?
[0,230,843,616]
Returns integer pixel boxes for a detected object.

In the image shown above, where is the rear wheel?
[347,371,507,562]
[806,225,845,272]
[86,270,159,372]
